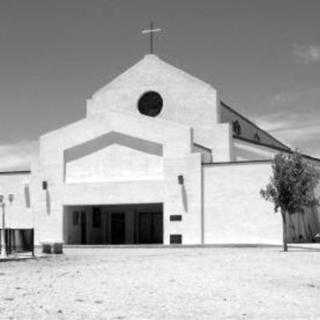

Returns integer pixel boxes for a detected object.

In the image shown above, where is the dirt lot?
[0,246,320,320]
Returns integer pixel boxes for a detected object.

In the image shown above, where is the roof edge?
[0,170,31,175]
[234,136,320,163]
[221,101,290,150]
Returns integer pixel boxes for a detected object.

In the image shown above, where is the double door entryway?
[63,203,163,245]
[109,211,162,244]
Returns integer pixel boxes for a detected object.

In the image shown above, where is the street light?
[0,195,6,258]
[0,194,14,258]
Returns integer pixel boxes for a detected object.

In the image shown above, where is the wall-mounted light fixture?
[42,181,48,190]
[0,192,16,257]
[0,194,4,258]
[8,194,14,203]
[178,174,188,212]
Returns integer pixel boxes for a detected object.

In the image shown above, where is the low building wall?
[0,171,33,229]
[203,161,282,244]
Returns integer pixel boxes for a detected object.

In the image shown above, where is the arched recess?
[64,131,163,183]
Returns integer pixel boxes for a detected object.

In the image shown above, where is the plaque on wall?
[170,234,182,244]
[170,215,182,221]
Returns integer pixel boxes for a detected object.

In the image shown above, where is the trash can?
[52,242,63,254]
[42,243,52,254]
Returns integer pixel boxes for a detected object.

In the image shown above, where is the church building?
[1,54,320,246]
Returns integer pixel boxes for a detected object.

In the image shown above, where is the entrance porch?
[63,203,163,245]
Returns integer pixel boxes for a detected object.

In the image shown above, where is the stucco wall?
[33,110,204,245]
[163,153,202,245]
[65,134,163,183]
[0,172,33,229]
[62,180,164,206]
[87,55,218,131]
[194,125,233,162]
[85,55,223,159]
[203,162,282,244]
[192,144,212,163]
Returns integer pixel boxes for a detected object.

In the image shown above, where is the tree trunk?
[281,210,288,252]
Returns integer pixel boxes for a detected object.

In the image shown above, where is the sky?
[0,0,320,169]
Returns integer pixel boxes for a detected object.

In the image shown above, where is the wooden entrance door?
[111,213,125,244]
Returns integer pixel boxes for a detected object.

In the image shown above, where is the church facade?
[1,54,320,245]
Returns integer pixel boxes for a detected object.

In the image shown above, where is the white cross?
[142,22,162,54]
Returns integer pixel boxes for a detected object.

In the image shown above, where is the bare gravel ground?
[0,246,320,320]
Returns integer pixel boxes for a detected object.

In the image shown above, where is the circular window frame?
[137,91,163,117]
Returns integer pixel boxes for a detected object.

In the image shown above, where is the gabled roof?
[92,54,213,98]
[220,101,291,151]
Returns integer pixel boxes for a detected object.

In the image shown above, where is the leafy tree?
[260,151,320,251]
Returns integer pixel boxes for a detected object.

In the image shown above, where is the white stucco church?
[1,54,320,246]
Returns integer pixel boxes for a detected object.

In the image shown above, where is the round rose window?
[138,91,163,117]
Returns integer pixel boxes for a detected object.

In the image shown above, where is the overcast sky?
[0,0,320,169]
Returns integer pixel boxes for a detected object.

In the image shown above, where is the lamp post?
[0,195,6,258]
[0,194,14,258]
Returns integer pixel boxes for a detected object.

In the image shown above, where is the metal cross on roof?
[142,21,162,54]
